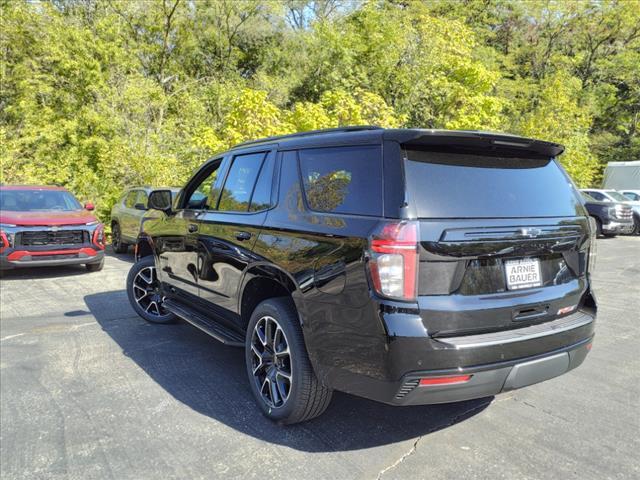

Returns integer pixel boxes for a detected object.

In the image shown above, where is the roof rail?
[232,125,383,149]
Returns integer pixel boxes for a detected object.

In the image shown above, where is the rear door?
[401,147,591,336]
[195,149,276,322]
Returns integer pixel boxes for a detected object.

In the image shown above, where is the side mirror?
[148,190,173,214]
[134,202,147,211]
[84,202,95,211]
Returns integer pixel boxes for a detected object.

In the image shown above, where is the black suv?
[127,127,597,424]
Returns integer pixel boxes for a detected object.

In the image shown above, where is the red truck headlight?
[92,224,105,249]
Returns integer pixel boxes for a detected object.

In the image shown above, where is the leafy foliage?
[1,0,639,220]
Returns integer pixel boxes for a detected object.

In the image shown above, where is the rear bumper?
[306,302,595,406]
[0,247,104,269]
[392,337,591,405]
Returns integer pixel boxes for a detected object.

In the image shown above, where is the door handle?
[235,231,252,241]
[188,223,199,233]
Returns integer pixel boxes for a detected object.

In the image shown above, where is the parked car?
[126,127,597,424]
[110,187,180,253]
[0,185,105,271]
[581,188,640,234]
[580,192,634,237]
[620,189,640,202]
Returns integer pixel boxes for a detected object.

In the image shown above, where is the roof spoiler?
[386,130,564,158]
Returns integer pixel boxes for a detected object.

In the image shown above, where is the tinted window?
[187,160,222,210]
[249,154,275,212]
[586,191,605,201]
[404,149,581,218]
[219,153,266,212]
[299,145,382,216]
[581,192,597,202]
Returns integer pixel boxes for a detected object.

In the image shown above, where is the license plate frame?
[504,258,542,290]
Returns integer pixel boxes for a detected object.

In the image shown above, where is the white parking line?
[0,321,96,342]
[0,333,26,342]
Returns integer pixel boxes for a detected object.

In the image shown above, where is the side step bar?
[164,299,245,347]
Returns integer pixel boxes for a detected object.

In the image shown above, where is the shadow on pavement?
[105,247,136,264]
[85,289,491,452]
[1,264,89,280]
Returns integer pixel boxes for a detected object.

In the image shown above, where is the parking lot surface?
[1,237,639,480]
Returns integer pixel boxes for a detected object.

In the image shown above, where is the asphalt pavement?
[1,237,639,480]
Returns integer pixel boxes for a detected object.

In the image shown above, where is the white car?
[581,189,640,235]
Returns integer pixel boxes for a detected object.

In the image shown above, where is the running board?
[164,299,245,347]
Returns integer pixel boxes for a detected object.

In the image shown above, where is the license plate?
[504,258,542,290]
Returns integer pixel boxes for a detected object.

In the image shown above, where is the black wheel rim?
[132,266,168,317]
[250,316,292,408]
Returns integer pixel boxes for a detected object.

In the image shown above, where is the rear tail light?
[92,224,105,249]
[419,375,472,386]
[587,217,597,272]
[368,221,419,301]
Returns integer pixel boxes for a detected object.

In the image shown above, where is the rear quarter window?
[298,145,382,216]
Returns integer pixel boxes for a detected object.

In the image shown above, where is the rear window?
[299,145,382,216]
[404,149,581,218]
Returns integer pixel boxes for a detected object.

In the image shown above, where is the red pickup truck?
[0,185,105,271]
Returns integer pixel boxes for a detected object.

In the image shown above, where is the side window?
[135,190,148,208]
[124,191,138,208]
[299,145,382,216]
[249,154,276,212]
[218,152,266,212]
[187,160,223,210]
[588,191,605,201]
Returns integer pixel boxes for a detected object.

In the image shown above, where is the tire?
[633,215,640,235]
[85,258,104,272]
[594,217,603,237]
[112,222,129,254]
[245,297,332,425]
[126,255,176,324]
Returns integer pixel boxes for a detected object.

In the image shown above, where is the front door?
[195,149,277,323]
[155,157,227,302]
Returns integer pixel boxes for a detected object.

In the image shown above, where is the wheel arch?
[134,234,154,261]
[238,264,300,330]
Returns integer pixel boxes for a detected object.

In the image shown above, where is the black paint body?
[137,128,597,405]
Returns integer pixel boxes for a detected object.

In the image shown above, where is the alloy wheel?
[132,266,168,317]
[250,316,292,408]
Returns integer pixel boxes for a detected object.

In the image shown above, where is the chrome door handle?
[235,231,252,241]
